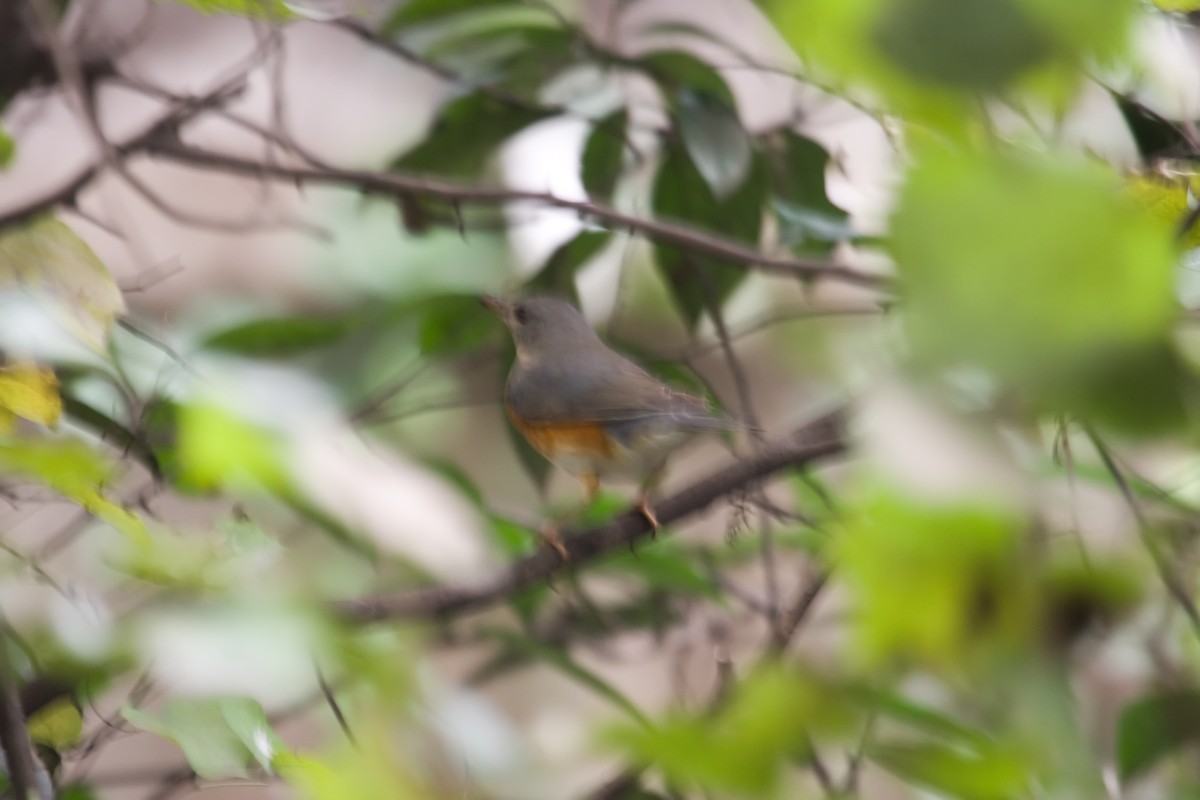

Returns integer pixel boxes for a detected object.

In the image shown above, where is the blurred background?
[3,0,1200,798]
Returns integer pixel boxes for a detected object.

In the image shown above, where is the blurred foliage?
[8,0,1200,798]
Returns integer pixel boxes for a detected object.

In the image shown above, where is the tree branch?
[0,627,44,800]
[333,408,847,624]
[140,141,886,289]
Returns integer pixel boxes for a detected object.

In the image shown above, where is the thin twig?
[141,141,887,289]
[315,663,356,747]
[1084,425,1200,635]
[0,624,44,800]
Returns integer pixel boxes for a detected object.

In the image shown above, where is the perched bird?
[482,295,735,558]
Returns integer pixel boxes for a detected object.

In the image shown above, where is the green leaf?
[1116,690,1200,781]
[157,0,292,19]
[481,628,649,725]
[597,540,719,597]
[872,0,1052,91]
[580,111,627,201]
[765,130,851,251]
[203,316,353,357]
[869,741,1029,800]
[893,150,1184,432]
[486,515,538,558]
[0,438,150,546]
[639,50,735,104]
[383,0,514,31]
[605,665,851,794]
[676,90,752,199]
[0,216,126,350]
[834,488,1024,666]
[0,125,13,170]
[176,403,288,492]
[853,688,990,746]
[652,143,767,325]
[0,363,61,431]
[392,92,553,179]
[123,697,282,780]
[1112,93,1189,163]
[27,697,83,750]
[528,231,610,301]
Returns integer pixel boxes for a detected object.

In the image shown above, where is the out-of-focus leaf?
[652,144,767,325]
[277,741,431,799]
[392,92,552,179]
[383,0,513,31]
[176,403,288,492]
[868,740,1030,800]
[0,216,125,350]
[834,488,1025,666]
[764,0,1136,132]
[598,540,719,597]
[604,665,853,794]
[57,787,98,800]
[765,130,852,252]
[0,438,150,546]
[1113,93,1190,161]
[0,363,60,432]
[1038,557,1142,649]
[0,126,13,169]
[1116,690,1200,781]
[123,697,282,780]
[203,316,353,357]
[27,697,82,750]
[853,688,990,745]
[1126,171,1200,247]
[893,150,1184,432]
[581,111,627,201]
[873,0,1052,91]
[416,294,495,357]
[639,50,735,103]
[676,90,752,199]
[486,515,538,558]
[481,627,649,725]
[156,0,292,18]
[529,231,610,302]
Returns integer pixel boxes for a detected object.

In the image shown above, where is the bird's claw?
[637,495,660,538]
[540,523,570,562]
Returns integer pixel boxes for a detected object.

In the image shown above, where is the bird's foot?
[636,495,660,538]
[539,523,570,562]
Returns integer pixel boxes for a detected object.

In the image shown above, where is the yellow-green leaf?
[0,364,61,427]
[27,698,83,750]
[0,216,126,350]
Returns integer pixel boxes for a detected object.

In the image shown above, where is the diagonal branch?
[142,141,887,289]
[333,407,848,624]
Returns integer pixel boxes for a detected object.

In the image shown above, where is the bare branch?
[0,625,46,800]
[143,141,887,289]
[334,408,847,623]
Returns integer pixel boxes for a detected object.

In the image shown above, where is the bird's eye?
[513,306,529,325]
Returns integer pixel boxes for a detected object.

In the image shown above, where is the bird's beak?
[480,295,508,319]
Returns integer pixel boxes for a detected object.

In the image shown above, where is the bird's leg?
[581,471,600,506]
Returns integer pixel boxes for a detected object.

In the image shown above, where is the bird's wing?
[508,353,731,431]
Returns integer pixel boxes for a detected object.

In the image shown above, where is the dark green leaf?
[529,231,610,302]
[58,787,98,800]
[765,130,851,252]
[652,143,767,325]
[639,50,734,104]
[581,111,627,200]
[383,0,514,31]
[1116,690,1200,781]
[392,92,553,179]
[868,741,1029,800]
[202,316,352,357]
[872,0,1052,91]
[677,90,752,199]
[1112,92,1191,162]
